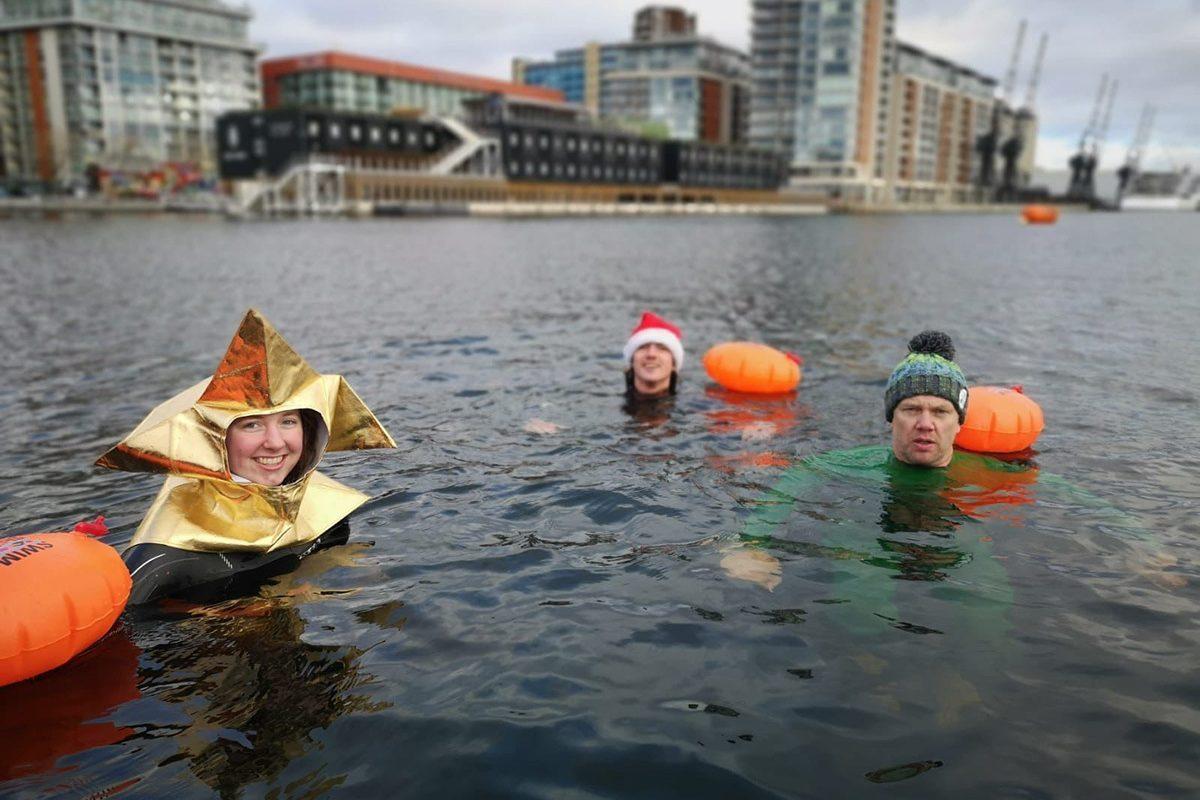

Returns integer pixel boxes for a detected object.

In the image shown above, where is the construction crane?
[1023,32,1048,111]
[999,31,1047,200]
[1077,79,1118,202]
[978,19,1027,194]
[1067,73,1109,200]
[1116,104,1155,201]
[1001,19,1028,106]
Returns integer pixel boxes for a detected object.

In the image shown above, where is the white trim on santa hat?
[624,328,684,371]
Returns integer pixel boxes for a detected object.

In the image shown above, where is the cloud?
[248,0,1200,170]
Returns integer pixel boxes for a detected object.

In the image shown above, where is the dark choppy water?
[1,212,1198,799]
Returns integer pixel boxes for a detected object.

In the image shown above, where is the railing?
[231,158,347,218]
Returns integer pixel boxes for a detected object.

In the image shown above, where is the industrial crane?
[1116,104,1155,201]
[999,31,1047,200]
[977,19,1026,193]
[1079,78,1118,202]
[1067,74,1110,200]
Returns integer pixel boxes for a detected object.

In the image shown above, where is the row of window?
[504,128,657,161]
[506,158,781,188]
[507,161,659,183]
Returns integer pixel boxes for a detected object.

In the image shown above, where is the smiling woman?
[226,410,307,486]
[95,309,394,604]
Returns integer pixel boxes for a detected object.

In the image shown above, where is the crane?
[978,19,1028,193]
[1116,104,1155,200]
[1001,19,1028,106]
[1091,78,1118,161]
[1023,33,1048,111]
[1067,73,1109,200]
[999,31,1048,199]
[1077,79,1118,202]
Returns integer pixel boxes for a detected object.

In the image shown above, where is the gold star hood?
[96,309,395,553]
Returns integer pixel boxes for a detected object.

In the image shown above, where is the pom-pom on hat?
[623,311,684,371]
[884,330,969,423]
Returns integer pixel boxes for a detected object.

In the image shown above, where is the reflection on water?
[0,626,141,784]
[1,214,1198,797]
[136,601,385,797]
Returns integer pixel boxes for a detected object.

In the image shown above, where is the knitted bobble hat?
[884,330,969,423]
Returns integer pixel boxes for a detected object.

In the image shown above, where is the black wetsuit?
[121,518,350,605]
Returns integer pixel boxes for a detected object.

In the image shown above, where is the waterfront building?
[261,51,563,118]
[215,97,787,216]
[513,6,750,145]
[749,0,895,200]
[878,41,998,204]
[512,44,599,111]
[0,0,260,186]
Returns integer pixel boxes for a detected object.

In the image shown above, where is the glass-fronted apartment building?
[261,51,564,119]
[749,0,895,199]
[513,47,591,107]
[512,7,750,145]
[0,0,260,186]
[600,36,749,144]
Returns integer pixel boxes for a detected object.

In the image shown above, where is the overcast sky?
[248,0,1200,171]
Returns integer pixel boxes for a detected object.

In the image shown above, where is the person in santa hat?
[623,311,684,400]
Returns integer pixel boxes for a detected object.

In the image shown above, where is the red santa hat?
[623,311,684,371]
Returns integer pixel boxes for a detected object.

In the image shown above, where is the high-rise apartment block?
[751,0,1033,203]
[513,6,749,145]
[0,0,261,185]
[749,0,895,199]
[881,42,997,203]
[633,5,695,41]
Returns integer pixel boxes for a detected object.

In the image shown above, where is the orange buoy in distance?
[1021,204,1058,225]
[955,385,1045,454]
[0,526,131,687]
[703,342,802,394]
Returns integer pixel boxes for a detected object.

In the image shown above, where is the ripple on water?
[2,214,1199,798]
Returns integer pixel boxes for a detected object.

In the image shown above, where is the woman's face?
[226,410,304,486]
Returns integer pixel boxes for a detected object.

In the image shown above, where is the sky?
[247,0,1200,172]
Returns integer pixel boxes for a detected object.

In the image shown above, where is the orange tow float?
[955,385,1045,454]
[703,342,803,394]
[0,519,131,687]
[1021,204,1059,225]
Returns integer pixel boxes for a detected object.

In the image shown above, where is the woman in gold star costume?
[97,310,395,604]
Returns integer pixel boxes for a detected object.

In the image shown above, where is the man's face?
[631,342,674,389]
[891,395,961,468]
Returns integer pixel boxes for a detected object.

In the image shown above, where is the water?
[1,212,1197,799]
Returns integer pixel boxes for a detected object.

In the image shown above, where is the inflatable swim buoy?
[703,342,802,394]
[1021,204,1058,225]
[955,385,1044,453]
[0,531,131,687]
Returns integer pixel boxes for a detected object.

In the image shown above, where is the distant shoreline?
[0,196,1093,219]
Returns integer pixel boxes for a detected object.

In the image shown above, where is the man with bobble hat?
[884,330,969,468]
[623,311,684,399]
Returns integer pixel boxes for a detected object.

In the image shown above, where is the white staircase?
[231,158,347,218]
[429,117,501,177]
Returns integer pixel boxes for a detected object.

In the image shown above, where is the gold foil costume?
[97,310,395,553]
